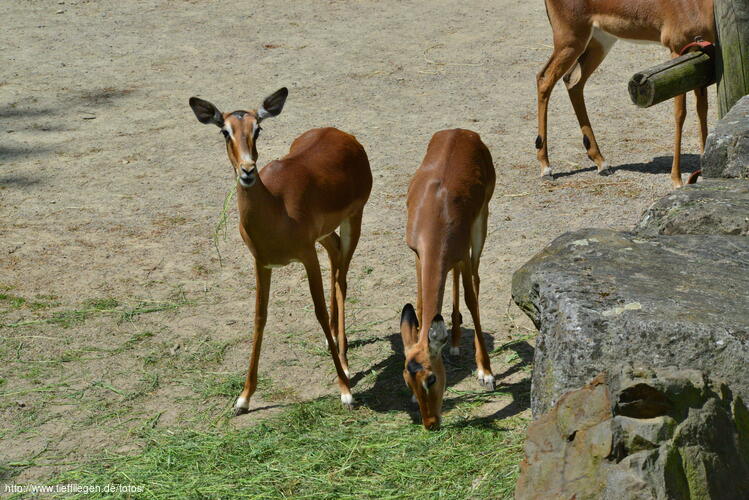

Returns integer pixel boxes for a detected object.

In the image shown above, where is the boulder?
[635,179,749,236]
[515,367,749,500]
[702,95,749,179]
[511,228,749,417]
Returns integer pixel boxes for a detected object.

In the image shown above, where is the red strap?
[679,40,714,56]
[686,170,702,185]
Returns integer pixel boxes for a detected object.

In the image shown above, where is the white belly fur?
[592,22,659,46]
[562,28,618,88]
[591,27,619,55]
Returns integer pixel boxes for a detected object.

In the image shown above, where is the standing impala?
[401,129,496,430]
[535,0,715,187]
[189,88,372,414]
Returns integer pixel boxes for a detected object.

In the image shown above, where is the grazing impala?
[535,0,715,187]
[189,88,372,414]
[401,129,496,430]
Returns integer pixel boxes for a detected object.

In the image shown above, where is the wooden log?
[715,0,749,118]
[628,51,716,108]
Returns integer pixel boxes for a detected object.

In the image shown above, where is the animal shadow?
[353,328,530,426]
[0,88,135,166]
[552,165,597,179]
[551,153,700,180]
[0,174,43,187]
[451,340,533,429]
[612,154,700,175]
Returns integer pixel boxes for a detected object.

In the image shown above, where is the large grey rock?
[515,367,749,500]
[636,179,749,236]
[702,95,749,179]
[511,228,749,417]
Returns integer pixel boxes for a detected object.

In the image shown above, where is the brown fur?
[402,129,496,429]
[190,92,372,413]
[235,127,372,413]
[536,0,715,187]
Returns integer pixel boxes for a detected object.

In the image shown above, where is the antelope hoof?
[411,394,418,405]
[541,166,554,182]
[341,393,354,409]
[477,371,495,391]
[233,406,249,417]
[598,163,613,177]
[233,396,250,416]
[483,376,496,391]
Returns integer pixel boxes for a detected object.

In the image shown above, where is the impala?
[189,88,372,414]
[401,129,496,429]
[535,0,715,187]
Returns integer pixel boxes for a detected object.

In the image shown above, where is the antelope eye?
[221,129,229,139]
[426,374,437,387]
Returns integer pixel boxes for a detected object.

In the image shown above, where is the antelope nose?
[238,165,257,187]
[423,417,441,430]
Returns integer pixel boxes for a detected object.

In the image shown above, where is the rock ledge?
[512,228,749,417]
[515,366,749,500]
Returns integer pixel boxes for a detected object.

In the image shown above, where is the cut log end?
[628,51,715,108]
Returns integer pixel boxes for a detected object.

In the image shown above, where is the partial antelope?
[189,88,372,414]
[535,0,715,187]
[401,129,496,430]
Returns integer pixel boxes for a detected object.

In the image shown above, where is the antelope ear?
[400,303,419,350]
[427,314,448,356]
[406,359,423,376]
[189,97,224,127]
[257,87,288,121]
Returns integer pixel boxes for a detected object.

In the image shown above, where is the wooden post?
[715,0,749,118]
[629,51,716,108]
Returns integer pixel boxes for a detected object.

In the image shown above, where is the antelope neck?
[236,173,282,222]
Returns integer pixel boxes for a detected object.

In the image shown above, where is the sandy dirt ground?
[1,0,712,483]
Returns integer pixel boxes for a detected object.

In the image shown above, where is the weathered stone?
[515,367,749,500]
[611,415,677,454]
[608,444,691,500]
[515,372,612,500]
[672,397,749,498]
[615,383,674,419]
[603,465,656,500]
[555,373,611,439]
[702,95,749,179]
[611,368,710,422]
[635,179,749,236]
[735,396,749,460]
[511,228,749,417]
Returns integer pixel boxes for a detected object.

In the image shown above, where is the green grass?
[0,293,26,309]
[197,372,288,401]
[197,373,246,398]
[1,295,191,329]
[50,398,524,499]
[1,289,527,498]
[186,339,234,364]
[0,292,60,315]
[213,184,237,267]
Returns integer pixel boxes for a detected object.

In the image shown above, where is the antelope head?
[399,304,448,430]
[188,87,288,187]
